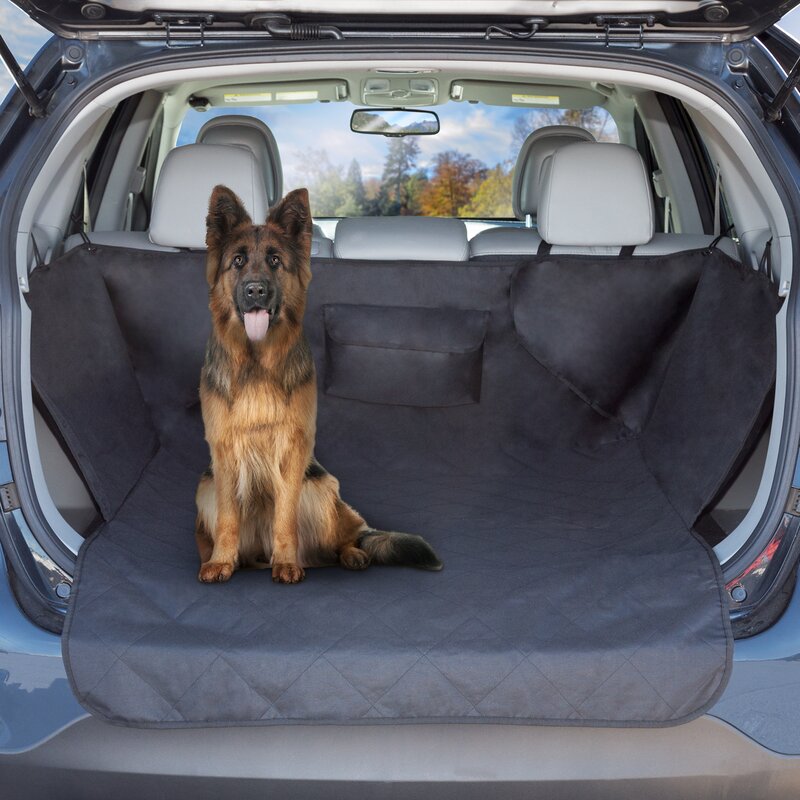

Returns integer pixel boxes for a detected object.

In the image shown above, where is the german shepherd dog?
[195,186,442,583]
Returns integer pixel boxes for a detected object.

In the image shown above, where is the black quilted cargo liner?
[27,245,778,727]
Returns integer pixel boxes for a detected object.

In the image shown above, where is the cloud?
[0,2,51,103]
[417,105,512,169]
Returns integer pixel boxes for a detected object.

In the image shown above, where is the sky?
[0,1,50,99]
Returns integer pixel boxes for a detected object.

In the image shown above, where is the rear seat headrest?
[333,217,469,261]
[538,142,654,247]
[197,115,283,206]
[513,125,595,220]
[149,144,268,249]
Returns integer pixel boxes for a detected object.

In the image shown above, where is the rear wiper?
[0,33,46,118]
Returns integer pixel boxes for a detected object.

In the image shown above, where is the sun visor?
[201,80,349,107]
[449,80,607,109]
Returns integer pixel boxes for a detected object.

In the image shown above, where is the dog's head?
[205,186,312,344]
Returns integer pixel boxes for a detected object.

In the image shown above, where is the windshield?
[178,102,618,219]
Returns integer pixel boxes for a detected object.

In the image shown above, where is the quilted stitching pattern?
[63,442,729,727]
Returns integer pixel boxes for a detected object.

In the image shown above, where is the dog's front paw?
[198,561,235,583]
[272,563,305,584]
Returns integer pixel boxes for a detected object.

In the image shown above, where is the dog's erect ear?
[206,185,251,251]
[268,188,312,240]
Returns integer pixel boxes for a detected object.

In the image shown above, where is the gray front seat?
[197,115,283,207]
[469,125,595,258]
[197,115,332,257]
[536,140,739,258]
[63,143,268,254]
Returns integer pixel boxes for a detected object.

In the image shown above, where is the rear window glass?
[178,104,618,219]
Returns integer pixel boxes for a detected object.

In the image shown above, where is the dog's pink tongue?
[244,309,270,342]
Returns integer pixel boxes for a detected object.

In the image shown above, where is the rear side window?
[177,104,618,219]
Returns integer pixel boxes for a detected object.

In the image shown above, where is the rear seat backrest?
[333,217,469,261]
[537,141,738,259]
[469,125,594,258]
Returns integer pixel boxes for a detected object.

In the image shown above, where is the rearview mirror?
[350,108,440,136]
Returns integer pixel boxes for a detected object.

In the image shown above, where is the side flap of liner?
[27,252,159,519]
[511,252,704,426]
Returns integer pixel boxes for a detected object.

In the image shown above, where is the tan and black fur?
[195,186,442,584]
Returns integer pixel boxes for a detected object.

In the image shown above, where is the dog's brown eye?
[269,254,281,269]
[232,254,245,270]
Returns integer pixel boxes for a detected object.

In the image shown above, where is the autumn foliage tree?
[419,151,486,217]
[458,163,513,218]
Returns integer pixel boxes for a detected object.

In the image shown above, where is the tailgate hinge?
[762,56,800,123]
[0,483,20,513]
[0,34,47,118]
[153,14,215,48]
[595,15,655,49]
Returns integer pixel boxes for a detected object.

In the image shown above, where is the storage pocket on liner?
[323,304,489,407]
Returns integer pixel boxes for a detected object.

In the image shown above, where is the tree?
[459,163,513,218]
[347,159,366,210]
[297,149,345,216]
[335,159,367,217]
[419,150,486,217]
[361,176,382,216]
[378,138,421,215]
[296,150,370,217]
[404,169,428,216]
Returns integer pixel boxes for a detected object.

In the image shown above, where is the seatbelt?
[712,164,722,237]
[651,169,672,233]
[124,165,147,230]
[70,163,94,250]
[30,233,44,269]
[537,240,552,256]
[82,163,92,235]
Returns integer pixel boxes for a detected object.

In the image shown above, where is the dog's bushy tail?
[357,529,442,571]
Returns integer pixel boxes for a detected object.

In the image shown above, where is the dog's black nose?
[244,281,268,300]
